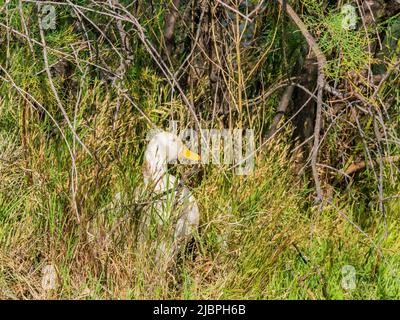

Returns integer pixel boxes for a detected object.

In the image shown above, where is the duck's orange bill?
[179,146,201,161]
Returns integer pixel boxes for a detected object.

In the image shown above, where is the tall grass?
[0,0,399,299]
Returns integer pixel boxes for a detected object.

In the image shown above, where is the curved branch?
[277,0,327,202]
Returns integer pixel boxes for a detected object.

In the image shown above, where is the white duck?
[142,131,200,265]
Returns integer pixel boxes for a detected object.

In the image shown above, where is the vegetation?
[0,0,399,299]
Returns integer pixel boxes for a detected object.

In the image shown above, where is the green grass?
[0,0,399,300]
[1,103,399,299]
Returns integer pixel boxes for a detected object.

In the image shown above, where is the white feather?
[142,131,200,265]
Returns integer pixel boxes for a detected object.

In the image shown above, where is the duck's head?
[145,131,200,164]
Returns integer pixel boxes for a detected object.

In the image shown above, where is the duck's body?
[142,131,200,263]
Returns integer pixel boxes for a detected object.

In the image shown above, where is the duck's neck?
[143,143,168,189]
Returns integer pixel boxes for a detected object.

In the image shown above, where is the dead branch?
[345,156,400,175]
[266,84,294,139]
[277,0,327,202]
[163,0,180,60]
